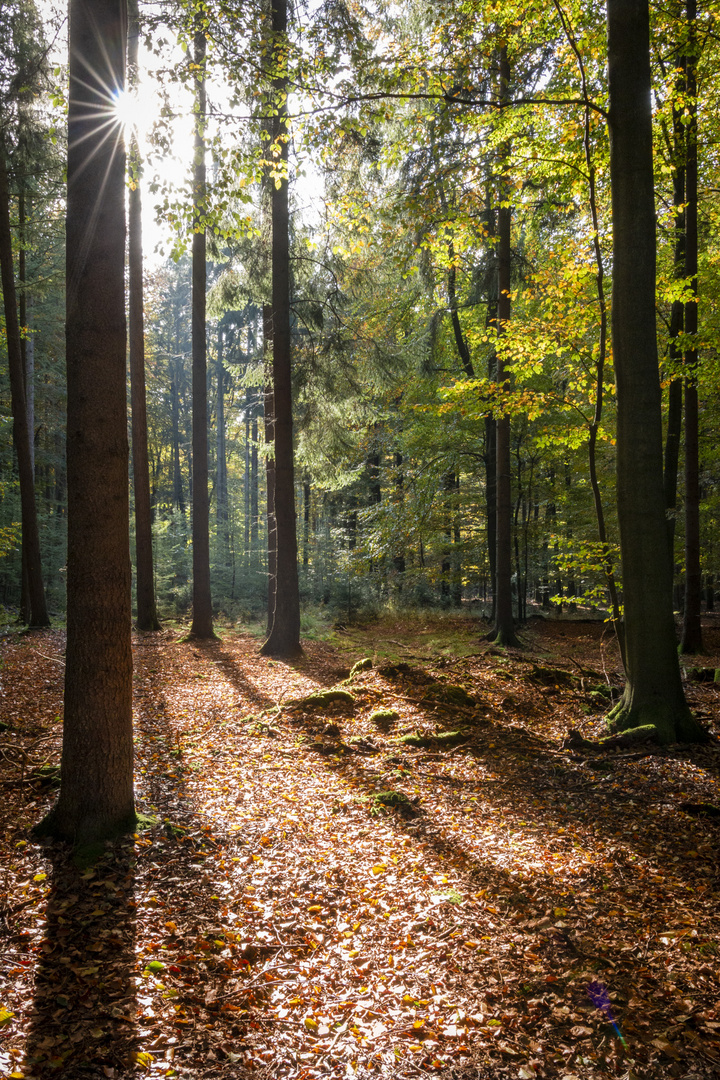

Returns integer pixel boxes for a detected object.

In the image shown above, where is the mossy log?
[348,657,373,678]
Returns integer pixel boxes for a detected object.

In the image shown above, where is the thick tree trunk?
[0,146,49,628]
[37,0,135,844]
[261,0,301,657]
[605,0,701,742]
[127,0,160,631]
[189,19,214,639]
[680,0,703,654]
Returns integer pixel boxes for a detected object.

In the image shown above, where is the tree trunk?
[680,0,703,654]
[127,0,160,631]
[605,0,701,742]
[663,47,686,553]
[263,305,277,633]
[492,53,518,646]
[216,326,228,543]
[260,0,301,657]
[37,0,135,844]
[0,145,49,628]
[189,17,214,639]
[19,187,33,625]
[171,356,185,515]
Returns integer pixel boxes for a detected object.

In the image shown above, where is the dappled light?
[1,617,719,1077]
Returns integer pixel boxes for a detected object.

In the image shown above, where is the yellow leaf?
[371,864,386,875]
[134,1051,153,1067]
[0,1007,14,1025]
[33,873,47,882]
[308,905,322,913]
[304,1016,318,1032]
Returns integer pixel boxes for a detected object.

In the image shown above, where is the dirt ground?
[0,613,719,1080]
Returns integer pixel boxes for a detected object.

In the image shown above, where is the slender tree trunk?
[37,0,135,843]
[303,478,310,568]
[605,0,701,742]
[251,413,259,553]
[681,0,703,654]
[216,326,228,543]
[244,411,251,569]
[127,0,160,631]
[263,305,277,633]
[452,472,462,607]
[261,0,301,657]
[492,49,518,646]
[189,16,214,639]
[19,187,32,625]
[171,357,185,515]
[663,46,686,552]
[393,451,405,582]
[0,142,49,628]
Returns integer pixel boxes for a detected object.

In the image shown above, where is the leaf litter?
[0,615,719,1079]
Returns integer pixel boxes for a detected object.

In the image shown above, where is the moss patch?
[369,708,399,728]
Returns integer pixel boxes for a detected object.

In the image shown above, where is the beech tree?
[37,0,136,844]
[605,0,702,743]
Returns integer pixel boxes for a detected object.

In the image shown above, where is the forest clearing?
[1,613,719,1080]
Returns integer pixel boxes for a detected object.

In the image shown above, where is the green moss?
[395,728,469,750]
[396,732,432,748]
[369,708,399,727]
[349,658,373,678]
[434,729,469,747]
[291,689,355,709]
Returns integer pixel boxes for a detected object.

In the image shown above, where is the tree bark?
[680,0,703,654]
[37,0,135,844]
[260,0,301,657]
[127,0,160,631]
[189,16,214,639]
[605,0,701,742]
[263,304,277,633]
[0,144,49,628]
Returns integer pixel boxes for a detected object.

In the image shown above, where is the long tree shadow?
[23,836,137,1077]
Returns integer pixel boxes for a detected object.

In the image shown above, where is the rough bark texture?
[260,0,301,658]
[189,21,214,640]
[606,0,701,742]
[127,0,160,632]
[680,0,703,654]
[0,145,49,628]
[38,0,135,844]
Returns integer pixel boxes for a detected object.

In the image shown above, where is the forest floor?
[1,612,720,1080]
